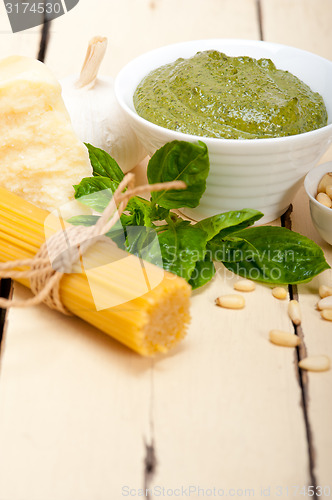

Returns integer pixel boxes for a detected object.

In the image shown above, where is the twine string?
[0,173,186,314]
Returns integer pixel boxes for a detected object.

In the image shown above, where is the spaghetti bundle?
[0,187,191,356]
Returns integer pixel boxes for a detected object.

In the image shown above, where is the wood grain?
[262,0,332,489]
[45,0,260,78]
[290,185,332,487]
[0,1,42,60]
[0,284,152,500]
[1,0,332,498]
[151,266,309,493]
[262,0,332,60]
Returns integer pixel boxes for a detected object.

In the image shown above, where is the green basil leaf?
[85,143,125,182]
[73,177,118,212]
[71,143,329,289]
[74,176,154,227]
[123,226,162,266]
[67,214,127,249]
[148,204,170,222]
[67,214,100,226]
[207,236,257,263]
[157,223,208,282]
[147,140,209,209]
[216,226,330,284]
[126,197,153,227]
[196,209,263,241]
[189,256,216,289]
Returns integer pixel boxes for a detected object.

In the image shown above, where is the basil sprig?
[70,142,329,289]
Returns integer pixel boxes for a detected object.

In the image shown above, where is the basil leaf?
[147,140,209,209]
[157,222,208,281]
[148,204,170,222]
[67,214,127,249]
[207,236,256,263]
[67,214,100,226]
[124,226,162,266]
[196,209,263,241]
[85,143,125,182]
[72,142,329,289]
[126,197,154,227]
[215,226,330,284]
[68,213,214,287]
[73,177,117,212]
[189,256,216,289]
[74,176,154,227]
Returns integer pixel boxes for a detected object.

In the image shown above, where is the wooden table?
[0,1,331,498]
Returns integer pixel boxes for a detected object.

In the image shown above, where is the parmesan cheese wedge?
[0,56,92,211]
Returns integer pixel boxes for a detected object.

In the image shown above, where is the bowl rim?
[115,38,332,147]
[304,161,332,215]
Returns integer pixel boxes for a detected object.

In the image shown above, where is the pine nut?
[319,285,332,298]
[272,287,287,300]
[269,330,301,347]
[215,294,245,309]
[317,296,332,310]
[317,172,332,193]
[326,185,332,199]
[299,355,330,372]
[316,192,332,208]
[234,279,255,292]
[321,309,332,321]
[288,299,301,325]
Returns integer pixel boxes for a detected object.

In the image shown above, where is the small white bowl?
[304,162,332,245]
[115,39,332,223]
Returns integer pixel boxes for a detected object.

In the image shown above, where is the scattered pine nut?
[288,299,301,325]
[269,329,301,347]
[298,355,330,372]
[234,279,255,292]
[272,287,287,300]
[317,296,332,310]
[319,285,332,298]
[316,192,332,208]
[326,185,332,199]
[215,294,245,309]
[321,309,332,321]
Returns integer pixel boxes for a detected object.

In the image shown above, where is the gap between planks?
[282,208,318,495]
[256,0,264,41]
[0,279,12,354]
[144,360,157,499]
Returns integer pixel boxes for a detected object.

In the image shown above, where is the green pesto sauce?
[133,50,328,139]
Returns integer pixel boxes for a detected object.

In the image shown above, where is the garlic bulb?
[60,36,146,173]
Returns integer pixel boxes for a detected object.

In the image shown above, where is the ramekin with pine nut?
[305,162,332,245]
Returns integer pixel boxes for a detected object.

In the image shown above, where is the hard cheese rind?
[0,56,92,211]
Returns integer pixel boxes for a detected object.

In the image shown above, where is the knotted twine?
[0,173,186,315]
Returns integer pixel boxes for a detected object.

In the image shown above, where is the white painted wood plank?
[0,284,152,500]
[142,2,313,492]
[150,266,310,495]
[0,2,41,59]
[45,0,259,78]
[262,0,332,60]
[262,0,332,487]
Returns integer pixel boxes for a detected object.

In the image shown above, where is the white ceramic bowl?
[304,162,332,245]
[115,39,332,223]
